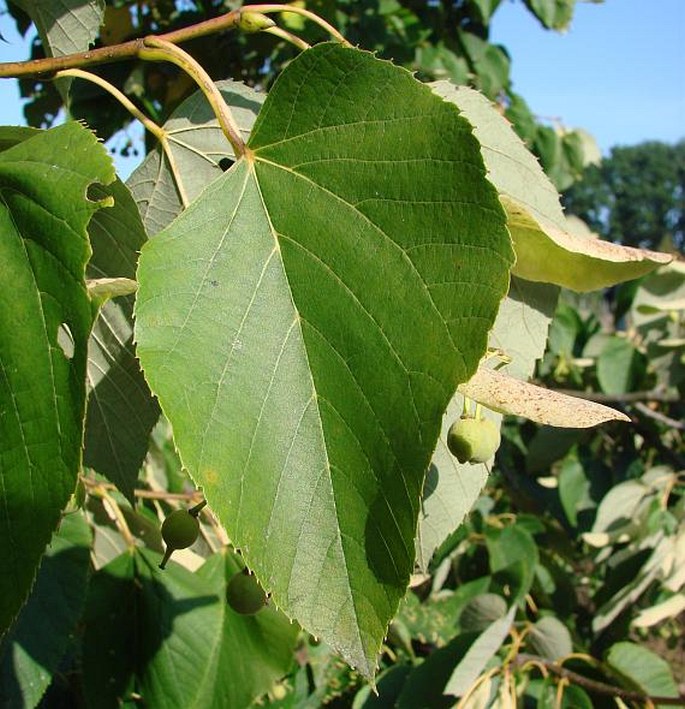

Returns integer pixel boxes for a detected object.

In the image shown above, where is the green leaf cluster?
[1,1,683,707]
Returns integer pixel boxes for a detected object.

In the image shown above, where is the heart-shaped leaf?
[135,43,513,675]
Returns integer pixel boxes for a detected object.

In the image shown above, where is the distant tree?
[563,140,685,253]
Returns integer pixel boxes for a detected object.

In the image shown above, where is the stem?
[139,36,245,158]
[0,11,242,79]
[634,401,685,430]
[247,4,350,45]
[264,25,311,50]
[56,68,165,142]
[514,653,685,706]
[100,489,136,548]
[189,500,208,517]
[55,67,190,205]
[80,475,202,502]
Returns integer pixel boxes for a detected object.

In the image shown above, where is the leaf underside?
[84,179,159,503]
[431,83,671,291]
[135,43,513,675]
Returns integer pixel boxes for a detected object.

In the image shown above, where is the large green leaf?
[0,122,113,634]
[431,83,671,291]
[0,512,91,708]
[127,80,264,236]
[84,179,159,503]
[135,43,513,675]
[83,548,224,709]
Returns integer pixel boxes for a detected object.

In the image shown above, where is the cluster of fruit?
[159,502,268,614]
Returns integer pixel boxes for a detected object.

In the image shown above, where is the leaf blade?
[135,44,513,675]
[0,122,113,633]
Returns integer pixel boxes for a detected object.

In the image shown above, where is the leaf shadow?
[0,544,89,707]
[79,550,220,708]
[364,491,414,590]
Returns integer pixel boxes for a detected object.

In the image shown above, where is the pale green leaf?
[11,0,104,57]
[590,479,653,535]
[127,80,264,235]
[459,367,630,427]
[416,276,558,569]
[84,179,159,503]
[489,277,559,381]
[632,594,685,629]
[86,277,137,303]
[606,642,679,702]
[0,122,113,634]
[596,336,646,395]
[135,43,513,676]
[593,535,676,633]
[10,0,105,98]
[631,262,685,390]
[430,83,671,291]
[527,616,572,660]
[444,605,516,696]
[0,513,91,708]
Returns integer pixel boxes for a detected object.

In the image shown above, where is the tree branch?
[515,653,685,706]
[0,10,242,79]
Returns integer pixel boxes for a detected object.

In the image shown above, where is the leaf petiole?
[139,36,246,159]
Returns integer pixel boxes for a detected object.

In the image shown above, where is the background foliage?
[0,1,683,708]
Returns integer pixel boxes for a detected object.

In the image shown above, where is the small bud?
[238,11,276,34]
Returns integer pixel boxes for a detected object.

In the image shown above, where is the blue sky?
[0,0,682,177]
[490,0,685,152]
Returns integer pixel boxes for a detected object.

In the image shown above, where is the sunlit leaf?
[135,43,513,675]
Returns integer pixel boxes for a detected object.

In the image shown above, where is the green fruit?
[447,416,500,464]
[227,569,268,615]
[158,509,200,569]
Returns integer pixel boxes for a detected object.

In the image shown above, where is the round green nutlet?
[447,416,500,464]
[227,569,268,615]
[158,509,200,569]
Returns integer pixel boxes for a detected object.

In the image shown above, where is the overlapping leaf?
[127,80,264,235]
[84,179,159,503]
[11,0,105,98]
[431,83,671,291]
[82,548,298,708]
[0,122,113,633]
[135,43,513,675]
[417,277,558,569]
